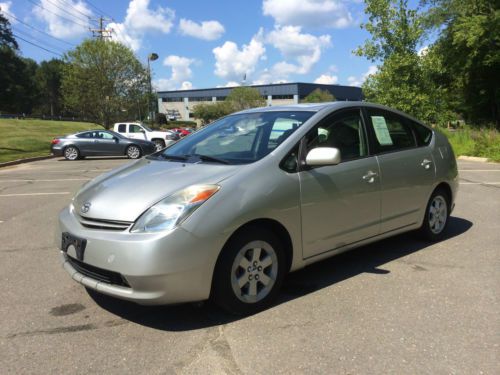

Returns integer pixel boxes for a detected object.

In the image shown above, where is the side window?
[99,132,114,139]
[117,124,126,133]
[306,110,368,162]
[76,132,91,138]
[366,110,416,152]
[130,124,143,133]
[408,119,432,146]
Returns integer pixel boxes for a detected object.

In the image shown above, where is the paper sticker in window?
[371,116,393,145]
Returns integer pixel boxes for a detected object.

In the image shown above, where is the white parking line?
[0,192,71,197]
[459,182,500,185]
[0,179,90,182]
[458,170,500,172]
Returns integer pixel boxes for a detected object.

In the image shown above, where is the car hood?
[74,158,240,222]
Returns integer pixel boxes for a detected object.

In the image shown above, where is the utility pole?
[90,17,112,40]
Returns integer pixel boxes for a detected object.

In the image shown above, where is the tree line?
[0,12,149,128]
[1,1,498,128]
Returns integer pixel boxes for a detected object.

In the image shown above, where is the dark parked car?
[51,130,157,160]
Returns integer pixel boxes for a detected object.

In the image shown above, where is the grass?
[438,126,500,162]
[0,119,102,163]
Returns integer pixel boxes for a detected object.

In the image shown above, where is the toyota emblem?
[81,202,91,214]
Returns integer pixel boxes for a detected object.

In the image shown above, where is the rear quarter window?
[408,120,433,146]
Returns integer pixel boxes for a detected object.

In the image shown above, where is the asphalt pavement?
[0,157,498,374]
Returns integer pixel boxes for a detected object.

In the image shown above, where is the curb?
[458,155,490,163]
[0,155,57,169]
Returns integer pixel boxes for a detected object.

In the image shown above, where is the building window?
[215,96,226,101]
[272,95,293,100]
[162,97,183,102]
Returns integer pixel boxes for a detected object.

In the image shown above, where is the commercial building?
[157,82,363,121]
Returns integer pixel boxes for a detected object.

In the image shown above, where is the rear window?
[117,124,126,133]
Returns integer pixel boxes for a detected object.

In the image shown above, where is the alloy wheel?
[428,195,448,234]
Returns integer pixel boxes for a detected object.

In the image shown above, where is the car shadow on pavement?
[56,156,129,161]
[87,216,472,331]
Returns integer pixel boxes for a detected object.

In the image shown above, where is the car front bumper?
[57,206,222,305]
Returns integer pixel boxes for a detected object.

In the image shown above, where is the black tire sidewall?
[212,227,286,315]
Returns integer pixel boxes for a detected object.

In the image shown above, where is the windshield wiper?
[186,153,230,164]
[158,153,188,161]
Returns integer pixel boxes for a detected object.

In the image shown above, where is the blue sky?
[1,0,420,91]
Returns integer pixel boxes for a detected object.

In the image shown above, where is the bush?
[439,126,500,162]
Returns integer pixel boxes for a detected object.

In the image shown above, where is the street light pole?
[147,53,159,122]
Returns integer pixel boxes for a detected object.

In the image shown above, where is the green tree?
[192,101,233,124]
[355,0,445,122]
[62,39,148,128]
[302,88,335,103]
[0,12,17,49]
[226,86,266,111]
[422,0,499,126]
[35,59,65,117]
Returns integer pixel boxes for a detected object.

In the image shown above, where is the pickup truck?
[113,122,178,151]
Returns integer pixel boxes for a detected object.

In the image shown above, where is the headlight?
[130,184,220,233]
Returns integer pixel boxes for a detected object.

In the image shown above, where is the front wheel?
[126,145,142,159]
[419,188,450,241]
[152,139,165,151]
[212,227,286,315]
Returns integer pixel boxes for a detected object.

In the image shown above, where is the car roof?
[234,101,427,126]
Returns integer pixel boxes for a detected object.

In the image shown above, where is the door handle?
[362,171,378,183]
[421,159,432,169]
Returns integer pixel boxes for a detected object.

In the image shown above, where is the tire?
[212,226,286,315]
[419,188,450,241]
[126,145,142,159]
[152,139,165,151]
[64,146,80,161]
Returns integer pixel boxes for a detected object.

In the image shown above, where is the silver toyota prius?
[57,102,458,314]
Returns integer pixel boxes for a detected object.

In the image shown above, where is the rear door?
[363,108,435,233]
[299,108,381,258]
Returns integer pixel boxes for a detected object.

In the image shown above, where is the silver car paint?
[57,102,458,305]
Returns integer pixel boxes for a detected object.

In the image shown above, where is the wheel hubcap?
[65,148,77,160]
[428,195,447,234]
[128,147,140,158]
[230,240,278,303]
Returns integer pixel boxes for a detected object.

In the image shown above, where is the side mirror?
[140,129,146,133]
[113,136,119,142]
[305,147,341,166]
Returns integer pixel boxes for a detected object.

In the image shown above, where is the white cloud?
[213,29,266,82]
[179,18,225,41]
[155,55,195,91]
[0,1,16,23]
[109,0,175,51]
[263,0,354,28]
[266,25,331,76]
[347,65,378,86]
[32,0,92,39]
[314,74,338,84]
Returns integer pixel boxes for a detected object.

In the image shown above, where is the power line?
[12,33,63,57]
[89,16,112,39]
[54,0,94,20]
[13,27,67,54]
[3,10,76,47]
[42,0,94,25]
[27,0,89,29]
[84,0,114,21]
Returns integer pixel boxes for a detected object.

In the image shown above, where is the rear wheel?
[64,146,80,161]
[152,139,165,151]
[126,145,141,159]
[212,227,286,315]
[419,188,450,241]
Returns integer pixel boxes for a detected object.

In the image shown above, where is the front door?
[299,109,381,259]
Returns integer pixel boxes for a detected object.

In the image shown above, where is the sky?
[0,0,410,92]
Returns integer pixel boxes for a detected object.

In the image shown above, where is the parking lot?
[0,156,498,374]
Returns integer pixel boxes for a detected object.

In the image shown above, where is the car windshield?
[150,111,314,165]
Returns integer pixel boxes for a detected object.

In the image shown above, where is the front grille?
[67,256,130,287]
[77,215,133,231]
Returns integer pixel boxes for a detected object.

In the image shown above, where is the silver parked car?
[51,130,157,160]
[57,102,458,314]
